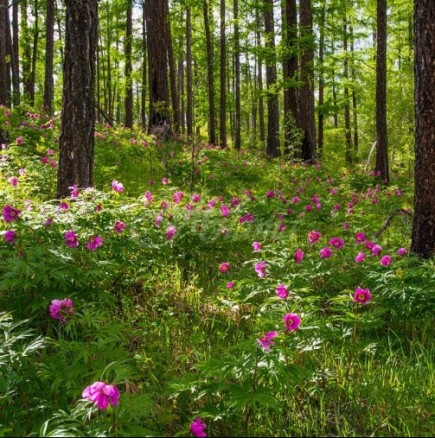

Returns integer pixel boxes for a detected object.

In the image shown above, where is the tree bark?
[12,0,20,106]
[256,4,265,144]
[350,23,359,153]
[318,0,325,156]
[57,0,98,198]
[299,0,316,162]
[44,0,55,112]
[264,0,280,157]
[124,0,133,128]
[375,0,389,182]
[186,6,193,136]
[411,0,435,258]
[343,12,353,164]
[234,0,241,150]
[0,0,9,106]
[30,0,40,107]
[141,0,147,129]
[219,0,227,147]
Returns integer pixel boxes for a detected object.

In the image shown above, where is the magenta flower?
[329,237,345,249]
[50,298,74,322]
[282,313,301,331]
[231,196,240,206]
[111,180,124,193]
[219,262,231,273]
[8,176,18,187]
[173,191,184,204]
[380,255,392,266]
[239,212,254,223]
[353,287,372,304]
[86,235,103,251]
[355,232,366,243]
[190,418,207,438]
[144,191,153,203]
[162,177,169,185]
[16,136,23,145]
[254,260,268,278]
[114,221,126,234]
[294,248,304,264]
[155,214,163,227]
[278,223,287,232]
[319,247,333,259]
[192,193,200,203]
[308,231,322,244]
[252,241,262,252]
[226,281,235,289]
[355,252,365,263]
[165,225,177,240]
[365,241,375,250]
[3,230,16,244]
[276,284,289,299]
[372,244,382,256]
[397,247,408,256]
[343,222,350,230]
[266,190,275,198]
[292,196,300,204]
[69,185,79,198]
[2,205,21,222]
[82,382,120,410]
[258,331,278,350]
[220,205,230,217]
[65,230,79,248]
[58,202,69,211]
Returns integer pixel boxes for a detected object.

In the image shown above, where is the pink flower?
[86,235,103,251]
[219,262,230,273]
[355,232,366,243]
[355,252,365,263]
[365,241,375,250]
[252,241,262,252]
[380,255,392,266]
[226,281,235,289]
[69,185,79,198]
[162,177,169,185]
[231,196,240,206]
[220,205,230,217]
[161,201,169,209]
[114,221,126,234]
[294,248,304,263]
[329,237,345,249]
[192,193,200,203]
[319,247,333,259]
[50,298,74,322]
[305,204,313,212]
[276,284,289,299]
[4,230,16,244]
[278,223,287,232]
[292,196,300,204]
[8,176,18,187]
[16,136,23,145]
[112,180,124,193]
[173,191,184,204]
[58,202,69,211]
[2,205,21,222]
[155,214,163,227]
[82,382,120,410]
[165,226,177,240]
[372,244,382,256]
[144,191,153,203]
[308,230,322,244]
[343,222,350,230]
[239,212,254,223]
[282,313,301,331]
[254,260,268,278]
[397,247,408,256]
[190,418,207,438]
[258,331,278,350]
[333,203,341,211]
[353,287,372,304]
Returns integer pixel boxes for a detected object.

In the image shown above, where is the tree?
[411,0,435,258]
[124,0,133,128]
[186,6,193,136]
[233,0,241,150]
[0,0,9,106]
[57,0,98,198]
[375,0,389,182]
[44,0,55,112]
[264,0,280,157]
[299,0,316,162]
[220,0,227,147]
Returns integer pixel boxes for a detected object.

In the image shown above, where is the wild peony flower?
[16,136,23,145]
[397,247,408,256]
[226,281,235,289]
[329,237,345,249]
[144,191,153,203]
[343,222,350,230]
[258,331,278,350]
[82,382,120,410]
[353,287,372,304]
[231,196,240,206]
[155,213,163,227]
[220,205,230,217]
[319,247,333,259]
[111,180,124,193]
[190,418,207,438]
[86,235,103,251]
[114,221,126,234]
[2,205,21,222]
[3,230,16,244]
[219,262,231,273]
[380,255,392,266]
[355,252,365,263]
[282,313,301,331]
[276,284,289,299]
[50,298,74,322]
[192,193,201,203]
[8,176,18,187]
[162,177,169,185]
[254,260,268,278]
[173,191,184,204]
[252,241,262,252]
[278,223,287,232]
[165,226,177,240]
[64,230,79,248]
[239,212,254,223]
[355,232,366,243]
[308,231,322,244]
[69,184,79,198]
[294,248,304,264]
[372,244,382,256]
[58,202,69,211]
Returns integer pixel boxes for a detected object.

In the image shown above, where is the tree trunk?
[256,4,265,144]
[12,0,20,106]
[343,13,353,164]
[57,0,98,198]
[146,0,170,132]
[350,23,359,152]
[44,0,55,112]
[186,6,193,136]
[264,0,280,157]
[0,0,9,106]
[375,0,389,182]
[124,0,133,128]
[203,0,216,144]
[178,36,185,134]
[234,0,241,150]
[317,0,325,156]
[30,0,40,107]
[411,0,435,258]
[219,0,227,147]
[141,1,147,130]
[21,0,32,102]
[166,0,179,132]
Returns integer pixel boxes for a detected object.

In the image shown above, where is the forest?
[0,0,434,436]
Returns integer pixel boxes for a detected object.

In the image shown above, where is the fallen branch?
[373,208,413,239]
